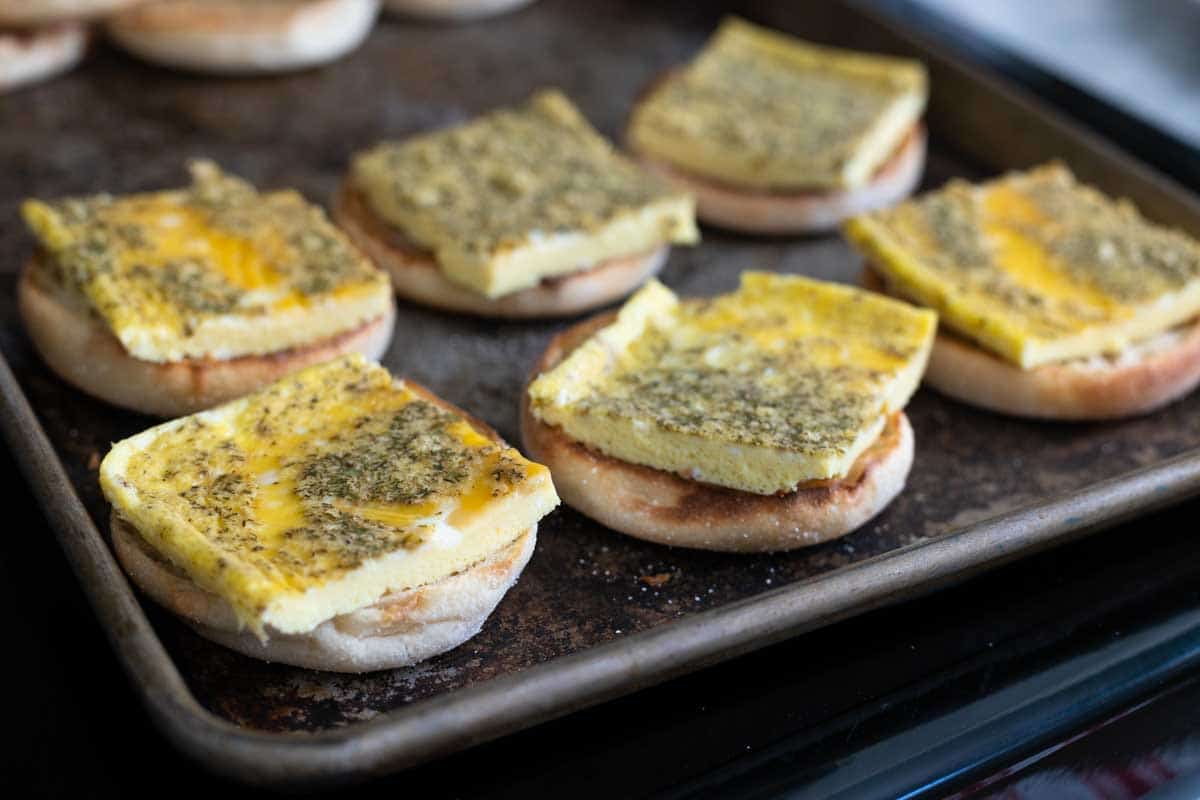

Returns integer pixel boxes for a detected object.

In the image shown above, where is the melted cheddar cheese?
[528,274,936,494]
[844,163,1200,368]
[22,161,392,363]
[100,356,559,636]
[351,89,699,299]
[627,17,927,191]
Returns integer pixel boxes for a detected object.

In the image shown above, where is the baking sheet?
[3,0,1200,785]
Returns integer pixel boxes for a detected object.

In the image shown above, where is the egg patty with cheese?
[23,161,391,362]
[528,273,937,496]
[627,16,928,192]
[18,161,396,416]
[101,355,559,650]
[346,89,698,301]
[845,163,1200,368]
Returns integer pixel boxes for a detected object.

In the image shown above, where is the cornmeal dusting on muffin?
[351,89,698,298]
[627,16,927,190]
[21,161,391,362]
[845,163,1200,368]
[100,356,558,635]
[529,274,936,494]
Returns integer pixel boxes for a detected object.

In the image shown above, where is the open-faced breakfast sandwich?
[522,273,936,551]
[846,163,1200,420]
[336,89,699,318]
[106,0,379,75]
[20,161,395,417]
[101,355,559,672]
[627,16,928,235]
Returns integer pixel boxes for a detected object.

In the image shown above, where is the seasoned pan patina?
[3,0,1200,784]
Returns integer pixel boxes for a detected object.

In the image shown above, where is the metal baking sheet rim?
[7,4,1200,787]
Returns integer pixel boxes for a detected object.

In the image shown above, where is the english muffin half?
[106,0,379,75]
[0,0,143,27]
[0,22,86,93]
[383,0,534,21]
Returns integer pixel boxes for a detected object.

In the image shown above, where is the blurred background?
[886,0,1200,150]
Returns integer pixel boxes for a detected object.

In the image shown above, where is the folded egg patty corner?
[100,355,560,638]
[845,163,1200,368]
[21,161,392,363]
[626,16,927,192]
[349,89,699,299]
[528,274,937,495]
